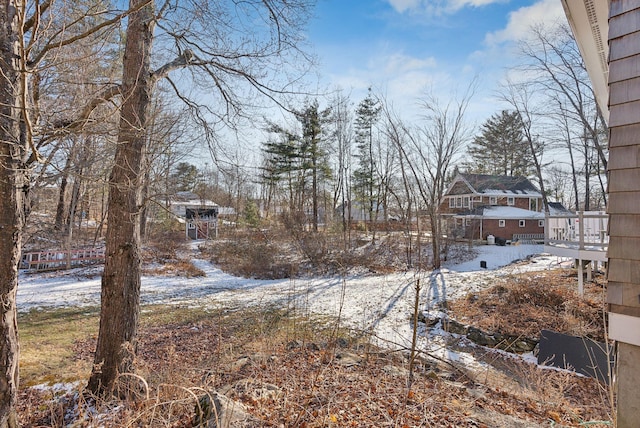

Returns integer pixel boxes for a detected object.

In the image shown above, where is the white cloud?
[379,53,438,75]
[387,0,420,13]
[323,50,445,118]
[484,0,565,45]
[387,0,506,15]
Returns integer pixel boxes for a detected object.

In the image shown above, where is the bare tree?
[514,22,607,210]
[380,102,419,267]
[386,87,474,269]
[328,90,354,246]
[88,0,316,395]
[500,80,550,213]
[86,0,155,394]
[413,89,474,269]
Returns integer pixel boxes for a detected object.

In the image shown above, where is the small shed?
[185,207,219,240]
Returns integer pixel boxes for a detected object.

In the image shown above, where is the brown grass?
[203,230,453,279]
[18,300,612,427]
[449,269,606,342]
[16,230,612,427]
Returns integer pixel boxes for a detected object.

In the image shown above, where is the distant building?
[440,173,545,242]
[169,192,219,240]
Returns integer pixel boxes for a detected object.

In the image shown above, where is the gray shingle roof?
[460,173,540,194]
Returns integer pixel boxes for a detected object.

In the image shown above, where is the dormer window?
[529,198,539,211]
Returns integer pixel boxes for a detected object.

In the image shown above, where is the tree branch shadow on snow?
[425,270,447,311]
[368,279,414,331]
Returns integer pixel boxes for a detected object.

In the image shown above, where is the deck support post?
[577,259,584,297]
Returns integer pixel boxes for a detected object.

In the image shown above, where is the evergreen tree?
[297,100,332,231]
[465,110,534,176]
[243,199,261,228]
[261,99,332,230]
[353,88,381,225]
[171,162,200,192]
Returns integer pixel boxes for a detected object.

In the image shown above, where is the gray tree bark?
[0,0,25,425]
[87,0,155,395]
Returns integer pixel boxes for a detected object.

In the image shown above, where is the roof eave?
[561,0,609,124]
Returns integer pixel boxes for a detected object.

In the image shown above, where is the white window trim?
[530,197,539,211]
[498,219,506,227]
[539,219,544,227]
[519,220,526,227]
[489,196,497,205]
[456,197,462,208]
[449,197,455,208]
[463,196,469,208]
[507,197,515,206]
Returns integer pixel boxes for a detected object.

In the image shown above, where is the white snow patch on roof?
[470,206,545,219]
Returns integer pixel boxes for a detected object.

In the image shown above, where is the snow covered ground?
[18,244,569,350]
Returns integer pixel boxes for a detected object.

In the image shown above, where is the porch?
[544,211,608,295]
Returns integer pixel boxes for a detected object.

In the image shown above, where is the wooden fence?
[21,248,105,272]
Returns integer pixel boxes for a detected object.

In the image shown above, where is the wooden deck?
[21,248,105,272]
[544,211,608,261]
[544,211,608,295]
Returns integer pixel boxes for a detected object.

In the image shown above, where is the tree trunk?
[0,0,24,425]
[87,0,155,396]
[55,156,72,231]
[430,210,441,270]
[312,156,318,232]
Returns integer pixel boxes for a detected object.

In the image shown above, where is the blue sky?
[305,0,567,124]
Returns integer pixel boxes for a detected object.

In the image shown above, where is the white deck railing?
[544,211,608,296]
[545,211,608,251]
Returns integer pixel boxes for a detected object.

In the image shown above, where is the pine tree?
[297,100,332,231]
[465,110,534,176]
[261,99,332,230]
[353,88,381,226]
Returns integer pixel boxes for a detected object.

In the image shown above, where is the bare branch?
[27,1,153,68]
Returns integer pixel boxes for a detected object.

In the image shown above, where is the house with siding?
[439,173,545,242]
[561,3,640,423]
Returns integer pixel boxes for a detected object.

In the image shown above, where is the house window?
[519,220,526,227]
[489,196,497,205]
[529,198,539,211]
[188,222,196,229]
[465,218,471,226]
[539,219,544,227]
[507,197,515,206]
[498,219,506,227]
[463,197,469,208]
[456,197,462,208]
[449,197,455,208]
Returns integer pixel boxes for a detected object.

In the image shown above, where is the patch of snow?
[18,244,564,376]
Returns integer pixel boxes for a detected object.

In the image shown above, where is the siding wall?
[607,0,640,320]
[478,220,544,241]
[607,2,640,425]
